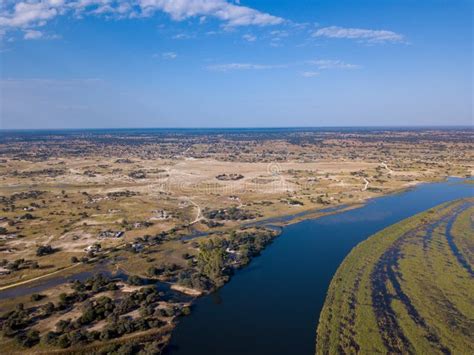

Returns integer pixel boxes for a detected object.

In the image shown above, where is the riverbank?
[165,177,473,355]
[316,198,474,354]
[0,177,471,354]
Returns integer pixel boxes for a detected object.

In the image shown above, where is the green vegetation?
[316,198,474,354]
[178,227,277,290]
[196,239,226,284]
[0,226,278,354]
[35,245,56,257]
[203,206,259,221]
[0,273,181,353]
[1,129,472,353]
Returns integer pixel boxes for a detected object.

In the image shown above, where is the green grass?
[316,198,474,354]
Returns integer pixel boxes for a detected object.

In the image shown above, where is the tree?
[17,329,40,347]
[57,333,71,348]
[36,245,55,256]
[42,302,55,316]
[128,275,144,286]
[181,306,191,316]
[141,341,162,355]
[197,239,225,283]
[31,293,44,302]
[42,331,58,345]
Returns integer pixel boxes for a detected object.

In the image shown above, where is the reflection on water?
[0,264,109,301]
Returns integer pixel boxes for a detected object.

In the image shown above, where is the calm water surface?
[168,178,473,355]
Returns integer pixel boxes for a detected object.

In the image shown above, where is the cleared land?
[316,198,474,354]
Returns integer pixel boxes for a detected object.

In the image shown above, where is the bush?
[57,333,71,348]
[36,245,55,256]
[128,275,144,286]
[17,329,40,347]
[42,331,58,345]
[31,293,44,302]
[181,306,191,316]
[41,302,55,316]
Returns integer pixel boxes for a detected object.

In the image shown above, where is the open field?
[0,128,472,353]
[316,198,474,354]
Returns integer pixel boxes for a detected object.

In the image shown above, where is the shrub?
[31,293,44,302]
[36,245,55,256]
[17,329,40,347]
[128,275,144,286]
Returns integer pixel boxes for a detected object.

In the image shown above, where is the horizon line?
[1,124,473,131]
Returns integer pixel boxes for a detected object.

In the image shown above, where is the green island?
[316,198,474,354]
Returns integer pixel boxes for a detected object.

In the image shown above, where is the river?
[167,178,473,355]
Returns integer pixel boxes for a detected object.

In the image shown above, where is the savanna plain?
[0,128,472,354]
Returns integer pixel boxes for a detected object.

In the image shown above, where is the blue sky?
[0,0,472,129]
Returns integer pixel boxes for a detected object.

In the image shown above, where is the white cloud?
[162,51,177,59]
[308,59,360,70]
[23,29,43,39]
[242,33,256,42]
[301,71,319,78]
[312,26,404,43]
[173,33,193,39]
[139,0,284,27]
[270,29,288,37]
[267,29,288,47]
[0,0,284,38]
[0,1,58,28]
[22,28,61,40]
[207,62,286,71]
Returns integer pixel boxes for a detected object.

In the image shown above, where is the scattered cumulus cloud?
[308,59,360,70]
[301,71,319,78]
[207,62,286,71]
[0,1,407,50]
[173,33,193,39]
[270,29,288,38]
[242,33,256,42]
[23,29,43,39]
[162,51,177,59]
[207,58,361,74]
[0,0,284,38]
[267,29,289,47]
[312,26,404,43]
[23,29,61,40]
[0,1,59,28]
[140,0,284,27]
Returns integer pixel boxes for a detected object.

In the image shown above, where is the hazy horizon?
[1,124,473,131]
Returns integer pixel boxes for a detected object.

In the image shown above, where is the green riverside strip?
[316,198,474,354]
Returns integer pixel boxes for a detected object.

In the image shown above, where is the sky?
[0,0,472,129]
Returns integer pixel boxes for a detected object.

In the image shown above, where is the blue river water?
[167,178,472,355]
